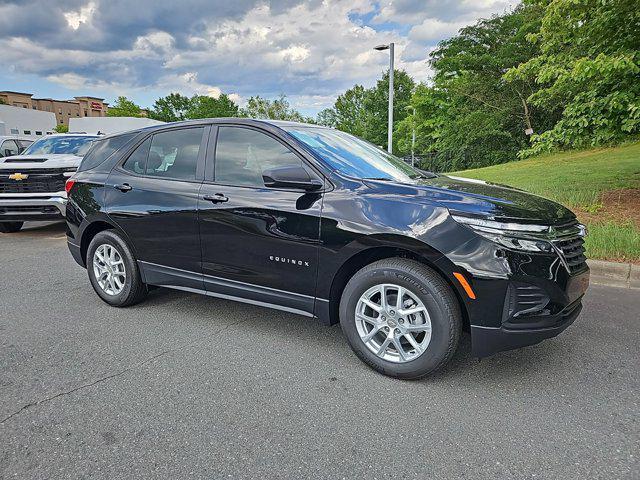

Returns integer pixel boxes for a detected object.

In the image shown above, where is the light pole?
[374,43,394,153]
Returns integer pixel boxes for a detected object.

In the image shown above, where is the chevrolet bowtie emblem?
[9,173,28,181]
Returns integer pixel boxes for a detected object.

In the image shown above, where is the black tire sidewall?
[340,262,460,379]
[86,230,142,306]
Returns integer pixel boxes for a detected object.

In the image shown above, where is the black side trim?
[138,261,317,317]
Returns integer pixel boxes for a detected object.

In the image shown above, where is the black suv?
[66,119,589,379]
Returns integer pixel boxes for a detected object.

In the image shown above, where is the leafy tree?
[316,108,337,127]
[332,84,368,137]
[398,4,551,169]
[506,0,640,156]
[107,96,143,117]
[186,94,239,119]
[150,93,191,122]
[54,124,69,133]
[240,94,311,122]
[363,70,415,152]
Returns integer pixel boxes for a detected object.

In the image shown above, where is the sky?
[0,0,515,116]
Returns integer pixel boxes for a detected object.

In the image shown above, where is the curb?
[587,259,639,289]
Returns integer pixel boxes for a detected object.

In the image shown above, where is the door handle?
[113,183,132,192]
[203,193,229,204]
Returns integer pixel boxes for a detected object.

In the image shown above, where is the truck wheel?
[86,230,147,307]
[0,222,23,233]
[339,258,462,380]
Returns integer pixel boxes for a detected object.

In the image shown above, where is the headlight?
[63,167,78,177]
[451,215,554,253]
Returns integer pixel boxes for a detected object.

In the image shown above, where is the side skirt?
[138,260,320,319]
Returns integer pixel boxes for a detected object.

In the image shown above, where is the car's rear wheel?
[339,258,462,380]
[86,230,147,307]
[0,222,23,233]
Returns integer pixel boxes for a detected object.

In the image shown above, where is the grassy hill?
[451,142,640,263]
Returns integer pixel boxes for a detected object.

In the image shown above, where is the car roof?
[100,118,330,140]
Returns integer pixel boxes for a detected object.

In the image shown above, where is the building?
[0,91,109,127]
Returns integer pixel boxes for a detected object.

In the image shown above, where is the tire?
[0,222,23,233]
[86,229,147,307]
[339,258,462,380]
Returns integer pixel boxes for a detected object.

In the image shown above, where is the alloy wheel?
[355,283,432,363]
[93,244,126,296]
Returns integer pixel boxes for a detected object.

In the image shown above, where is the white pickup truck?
[0,134,98,232]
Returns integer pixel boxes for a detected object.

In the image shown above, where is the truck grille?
[552,222,588,273]
[0,168,69,194]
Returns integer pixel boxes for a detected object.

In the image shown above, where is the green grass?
[451,142,640,262]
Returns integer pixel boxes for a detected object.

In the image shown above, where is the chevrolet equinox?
[66,119,590,379]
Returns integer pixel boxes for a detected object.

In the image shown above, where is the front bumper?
[441,230,590,357]
[470,297,584,357]
[0,195,67,221]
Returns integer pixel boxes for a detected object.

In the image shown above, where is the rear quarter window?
[77,133,136,172]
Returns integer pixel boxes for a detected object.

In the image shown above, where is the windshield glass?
[22,136,97,156]
[285,127,427,182]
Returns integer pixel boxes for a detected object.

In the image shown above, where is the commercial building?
[0,91,109,127]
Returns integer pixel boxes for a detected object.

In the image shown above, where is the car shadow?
[138,286,572,383]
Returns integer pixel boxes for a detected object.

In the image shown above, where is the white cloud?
[1,0,515,114]
[64,2,96,30]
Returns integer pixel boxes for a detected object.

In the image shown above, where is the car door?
[198,125,325,316]
[105,126,209,290]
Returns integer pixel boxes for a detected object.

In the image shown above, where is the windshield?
[285,127,429,182]
[22,136,97,156]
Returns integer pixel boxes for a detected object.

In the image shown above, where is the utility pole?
[374,42,395,153]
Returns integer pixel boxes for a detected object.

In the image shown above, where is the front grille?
[0,168,69,194]
[553,235,587,273]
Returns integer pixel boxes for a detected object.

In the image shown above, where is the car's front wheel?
[0,222,23,233]
[86,230,147,307]
[339,258,462,380]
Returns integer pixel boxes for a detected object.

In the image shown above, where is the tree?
[362,69,415,152]
[332,85,368,137]
[240,95,311,122]
[316,108,337,127]
[186,94,239,119]
[506,0,640,156]
[401,4,551,169]
[150,93,191,122]
[107,96,143,117]
[54,124,68,133]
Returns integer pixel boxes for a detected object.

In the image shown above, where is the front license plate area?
[567,270,590,304]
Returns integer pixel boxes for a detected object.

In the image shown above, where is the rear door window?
[144,128,204,181]
[78,133,136,172]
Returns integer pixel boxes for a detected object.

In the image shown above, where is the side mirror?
[262,165,323,191]
[4,149,12,157]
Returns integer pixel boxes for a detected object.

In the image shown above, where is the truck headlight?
[451,215,554,253]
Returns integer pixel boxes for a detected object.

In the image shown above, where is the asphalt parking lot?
[1,222,638,479]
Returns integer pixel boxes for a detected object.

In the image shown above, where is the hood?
[0,153,81,170]
[363,174,575,226]
[415,175,575,225]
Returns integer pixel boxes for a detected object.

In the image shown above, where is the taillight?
[65,178,76,195]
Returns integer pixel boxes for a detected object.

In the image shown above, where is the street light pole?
[387,43,394,154]
[374,42,395,154]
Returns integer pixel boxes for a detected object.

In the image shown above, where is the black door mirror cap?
[262,165,323,191]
